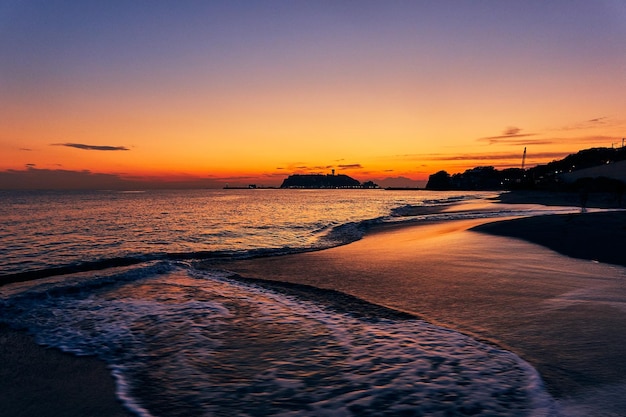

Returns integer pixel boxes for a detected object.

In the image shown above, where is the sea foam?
[1,265,559,416]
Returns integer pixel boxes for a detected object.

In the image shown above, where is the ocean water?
[0,189,587,416]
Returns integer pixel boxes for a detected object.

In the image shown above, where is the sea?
[0,189,609,416]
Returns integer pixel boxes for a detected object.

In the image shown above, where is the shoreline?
[2,190,624,415]
[212,211,626,409]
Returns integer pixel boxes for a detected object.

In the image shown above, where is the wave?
[0,264,560,416]
[0,261,178,302]
[0,202,577,286]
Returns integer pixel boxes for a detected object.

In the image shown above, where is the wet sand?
[213,213,626,413]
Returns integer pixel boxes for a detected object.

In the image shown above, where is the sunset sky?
[1,1,625,188]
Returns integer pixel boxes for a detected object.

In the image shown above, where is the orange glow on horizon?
[2,2,625,189]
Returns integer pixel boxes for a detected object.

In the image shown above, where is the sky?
[1,0,625,189]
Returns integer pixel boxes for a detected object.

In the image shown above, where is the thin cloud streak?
[52,143,130,151]
[555,116,614,132]
[276,163,362,174]
[425,152,568,162]
[479,126,537,145]
[337,164,363,170]
[479,137,554,146]
[390,151,569,163]
[540,135,618,146]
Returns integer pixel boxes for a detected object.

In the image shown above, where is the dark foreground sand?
[474,210,626,268]
[496,189,624,209]
[0,324,132,417]
[1,192,624,416]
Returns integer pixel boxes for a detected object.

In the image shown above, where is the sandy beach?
[213,209,626,414]
[2,192,625,416]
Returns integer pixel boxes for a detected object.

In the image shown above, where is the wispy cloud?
[540,135,617,146]
[428,153,528,161]
[337,164,363,170]
[391,151,569,164]
[276,162,363,173]
[479,118,625,146]
[424,152,567,162]
[52,143,130,151]
[556,116,610,132]
[478,126,538,145]
[482,137,554,146]
[277,164,334,173]
[19,148,33,151]
[390,153,501,162]
[264,172,292,178]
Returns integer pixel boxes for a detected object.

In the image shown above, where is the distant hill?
[280,174,362,189]
[426,147,626,192]
[374,176,425,189]
[561,160,626,184]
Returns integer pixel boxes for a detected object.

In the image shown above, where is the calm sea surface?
[0,189,516,276]
[0,189,596,416]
